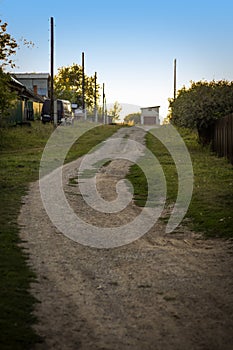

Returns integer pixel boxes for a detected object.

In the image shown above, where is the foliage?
[0,69,17,125]
[0,20,34,125]
[124,112,141,124]
[108,101,122,121]
[54,63,100,110]
[169,80,233,143]
[0,20,34,68]
[0,20,18,123]
[0,20,18,69]
[127,127,233,238]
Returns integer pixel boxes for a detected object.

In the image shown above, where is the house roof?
[9,75,44,102]
[141,106,160,110]
[14,72,50,79]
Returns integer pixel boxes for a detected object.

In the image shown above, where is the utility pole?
[50,17,56,126]
[82,52,86,120]
[104,94,107,124]
[94,72,98,122]
[174,58,177,101]
[102,83,105,124]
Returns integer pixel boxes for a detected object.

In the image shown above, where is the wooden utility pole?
[82,52,86,119]
[50,17,56,125]
[94,72,98,122]
[104,94,107,124]
[102,83,105,124]
[174,58,177,101]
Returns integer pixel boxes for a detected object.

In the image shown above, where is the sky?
[1,0,233,120]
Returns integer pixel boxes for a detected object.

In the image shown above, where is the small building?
[9,76,44,124]
[14,73,50,98]
[140,106,160,125]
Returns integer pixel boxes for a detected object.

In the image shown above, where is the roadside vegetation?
[127,127,233,238]
[0,121,120,349]
[169,79,233,145]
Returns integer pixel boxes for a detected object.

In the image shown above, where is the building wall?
[9,99,43,124]
[33,101,43,119]
[9,100,23,124]
[141,107,160,125]
[14,74,50,98]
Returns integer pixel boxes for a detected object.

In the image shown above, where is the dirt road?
[18,127,233,349]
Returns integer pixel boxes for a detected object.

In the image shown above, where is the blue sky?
[1,0,233,119]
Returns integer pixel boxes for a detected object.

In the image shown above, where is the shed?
[140,106,160,125]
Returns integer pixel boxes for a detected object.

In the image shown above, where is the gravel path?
[18,127,233,350]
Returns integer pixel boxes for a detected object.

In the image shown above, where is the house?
[14,72,50,98]
[9,76,44,124]
[140,106,160,125]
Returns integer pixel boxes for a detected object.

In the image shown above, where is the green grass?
[127,134,178,207]
[127,127,233,238]
[0,121,120,349]
[0,123,53,350]
[182,129,233,237]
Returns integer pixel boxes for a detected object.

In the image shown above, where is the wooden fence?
[212,113,233,165]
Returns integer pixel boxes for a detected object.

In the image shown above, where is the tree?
[108,101,122,122]
[0,20,35,125]
[0,69,17,123]
[169,80,233,144]
[0,20,18,124]
[54,63,100,110]
[0,20,18,68]
[124,112,141,124]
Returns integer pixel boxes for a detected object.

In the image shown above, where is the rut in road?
[18,126,233,350]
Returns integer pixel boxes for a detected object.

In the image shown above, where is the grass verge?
[0,121,120,349]
[127,126,233,238]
